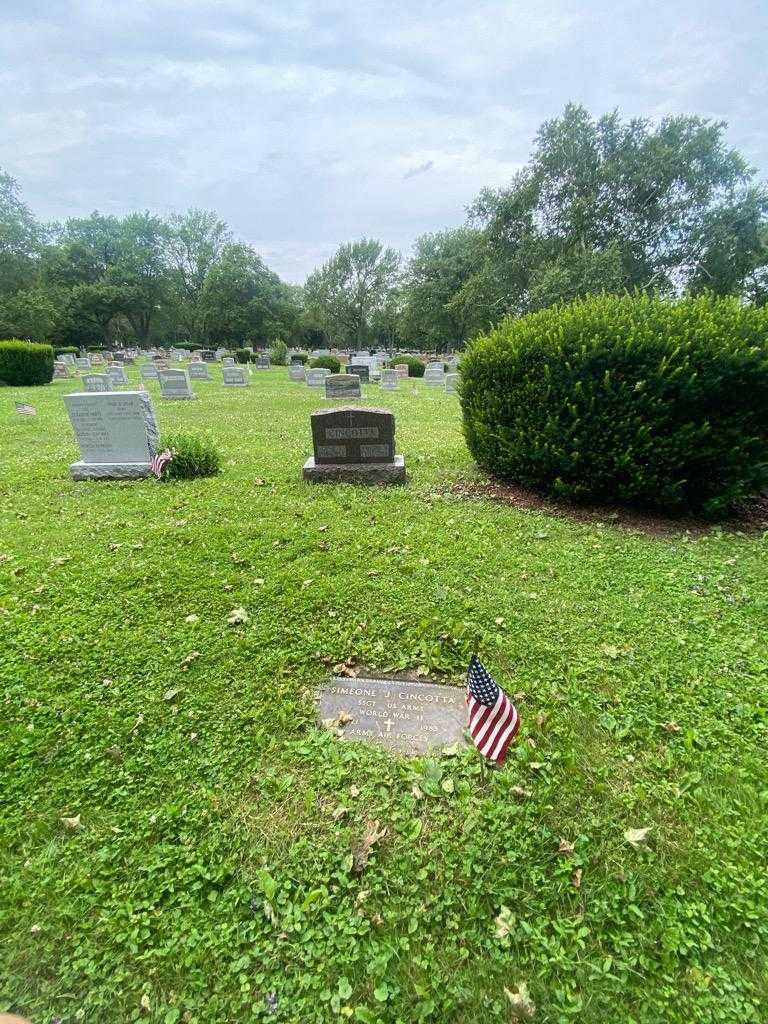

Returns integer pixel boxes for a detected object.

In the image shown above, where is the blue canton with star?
[467,654,500,707]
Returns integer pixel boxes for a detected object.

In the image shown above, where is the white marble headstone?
[158,368,196,400]
[222,365,248,386]
[64,391,160,480]
[81,373,112,392]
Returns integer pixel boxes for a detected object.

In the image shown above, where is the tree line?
[2,104,767,352]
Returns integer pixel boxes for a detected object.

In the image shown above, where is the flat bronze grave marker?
[316,676,467,754]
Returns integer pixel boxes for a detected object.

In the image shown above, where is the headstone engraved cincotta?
[317,676,467,754]
[325,373,361,400]
[64,391,160,480]
[303,406,406,483]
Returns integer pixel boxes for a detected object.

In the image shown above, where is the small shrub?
[310,355,341,374]
[0,340,54,386]
[235,349,252,364]
[54,346,79,357]
[393,356,425,377]
[461,293,768,518]
[161,433,222,481]
[291,351,309,365]
[270,339,288,366]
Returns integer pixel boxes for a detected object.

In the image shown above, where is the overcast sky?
[1,0,766,282]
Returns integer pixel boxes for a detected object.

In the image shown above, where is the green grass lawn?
[1,367,766,1024]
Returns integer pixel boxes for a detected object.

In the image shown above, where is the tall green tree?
[0,171,43,293]
[304,239,400,347]
[400,228,484,350]
[467,104,768,317]
[165,209,231,343]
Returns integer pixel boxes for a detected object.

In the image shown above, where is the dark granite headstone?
[201,349,217,362]
[347,363,370,383]
[325,373,361,400]
[256,354,270,369]
[316,676,467,754]
[303,406,405,483]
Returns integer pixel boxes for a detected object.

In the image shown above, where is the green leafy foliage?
[291,351,309,364]
[0,339,54,385]
[393,356,425,377]
[310,354,341,373]
[162,432,222,480]
[53,345,78,356]
[461,293,768,517]
[269,339,288,366]
[234,348,253,364]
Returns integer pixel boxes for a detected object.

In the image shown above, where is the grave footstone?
[81,373,112,392]
[445,373,459,393]
[159,369,196,400]
[188,361,211,381]
[316,676,467,754]
[347,363,370,383]
[64,391,160,480]
[325,374,362,400]
[288,364,306,381]
[303,406,406,484]
[223,365,248,387]
[306,368,331,387]
[379,369,399,391]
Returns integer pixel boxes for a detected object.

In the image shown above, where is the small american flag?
[15,402,37,416]
[149,449,173,478]
[466,654,520,764]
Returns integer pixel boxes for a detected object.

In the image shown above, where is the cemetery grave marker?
[64,391,160,480]
[223,365,248,387]
[222,356,235,366]
[140,363,159,380]
[379,369,399,391]
[394,363,409,378]
[60,353,76,366]
[424,363,446,386]
[306,368,331,387]
[188,361,211,381]
[347,363,370,383]
[316,676,467,754]
[158,368,196,400]
[325,374,362,400]
[107,364,129,386]
[288,363,306,381]
[53,361,71,379]
[201,349,217,362]
[76,357,91,370]
[81,373,112,393]
[303,406,406,484]
[445,373,459,393]
[255,354,270,369]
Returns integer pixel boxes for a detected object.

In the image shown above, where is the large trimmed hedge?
[461,294,768,517]
[0,340,55,386]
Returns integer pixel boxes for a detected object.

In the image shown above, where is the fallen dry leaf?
[227,606,250,625]
[106,745,123,762]
[571,868,583,888]
[495,905,514,940]
[624,826,651,849]
[60,814,81,831]
[558,838,575,855]
[504,982,536,1020]
[411,783,424,800]
[332,806,350,821]
[662,721,682,733]
[351,819,388,873]
[349,785,360,798]
[180,651,200,671]
[185,613,199,624]
[510,786,531,800]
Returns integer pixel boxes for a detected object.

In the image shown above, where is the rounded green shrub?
[461,293,768,518]
[291,351,309,365]
[0,340,55,386]
[393,356,425,378]
[161,433,222,481]
[310,355,341,374]
[235,348,253,364]
[54,346,79,357]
